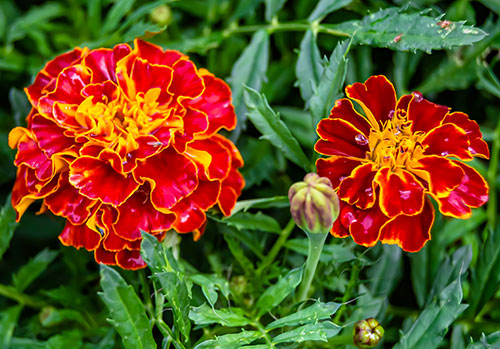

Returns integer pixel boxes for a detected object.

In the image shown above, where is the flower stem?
[256,218,295,276]
[296,231,328,303]
[222,21,350,38]
[333,262,360,322]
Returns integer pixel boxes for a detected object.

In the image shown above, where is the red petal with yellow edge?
[134,148,198,210]
[169,59,204,99]
[45,172,97,225]
[14,136,54,181]
[422,123,471,160]
[94,243,117,265]
[186,72,236,134]
[135,39,186,67]
[218,168,244,216]
[435,161,489,219]
[379,198,434,252]
[410,155,464,198]
[407,93,449,133]
[340,203,387,247]
[129,57,174,97]
[213,134,244,168]
[116,249,146,270]
[59,221,101,250]
[187,138,231,180]
[31,113,77,157]
[26,48,85,106]
[120,135,163,173]
[69,156,140,206]
[316,156,362,189]
[375,168,425,217]
[81,80,119,104]
[113,188,175,240]
[51,102,80,128]
[172,106,209,153]
[103,229,129,251]
[443,112,489,159]
[315,118,369,158]
[396,94,412,111]
[345,75,397,128]
[328,99,371,136]
[330,200,350,238]
[84,45,131,83]
[338,163,377,209]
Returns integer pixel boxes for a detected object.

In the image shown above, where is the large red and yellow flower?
[315,75,489,252]
[9,39,244,269]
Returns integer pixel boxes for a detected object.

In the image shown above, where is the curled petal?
[31,113,77,157]
[338,163,377,209]
[330,200,350,238]
[407,93,449,133]
[339,203,387,247]
[316,118,369,158]
[169,59,204,100]
[218,168,245,216]
[135,38,186,67]
[84,45,131,83]
[379,198,434,252]
[328,99,371,136]
[116,249,146,270]
[316,156,362,189]
[12,130,55,181]
[422,123,471,160]
[187,138,231,180]
[59,221,101,250]
[345,75,397,129]
[375,168,425,217]
[443,112,489,159]
[94,243,117,265]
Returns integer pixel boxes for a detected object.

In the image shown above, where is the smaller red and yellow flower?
[9,39,244,269]
[315,75,489,252]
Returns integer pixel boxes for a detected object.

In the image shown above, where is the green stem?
[0,284,46,308]
[256,219,295,276]
[296,231,328,303]
[487,117,500,229]
[333,263,360,322]
[222,21,350,38]
[251,321,274,348]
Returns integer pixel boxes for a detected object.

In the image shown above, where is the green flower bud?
[353,318,384,348]
[288,173,340,234]
[150,4,172,26]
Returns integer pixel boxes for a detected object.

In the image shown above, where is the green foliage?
[0,195,17,259]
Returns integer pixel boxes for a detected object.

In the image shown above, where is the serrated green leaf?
[230,30,269,141]
[140,231,180,273]
[244,86,311,171]
[284,238,356,263]
[194,330,261,349]
[12,249,58,292]
[468,226,500,316]
[467,331,500,348]
[266,301,341,330]
[155,271,191,343]
[272,321,341,344]
[296,30,323,102]
[265,0,286,21]
[333,7,487,53]
[189,303,251,327]
[256,267,303,317]
[308,0,352,22]
[0,305,23,348]
[277,106,316,149]
[99,265,156,349]
[0,195,17,260]
[189,274,230,307]
[394,277,468,349]
[100,0,135,35]
[367,245,403,298]
[309,40,349,128]
[231,196,289,215]
[221,211,281,233]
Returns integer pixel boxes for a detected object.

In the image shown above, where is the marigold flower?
[315,75,489,252]
[9,39,244,269]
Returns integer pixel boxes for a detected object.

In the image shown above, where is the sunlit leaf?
[221,211,281,233]
[266,300,341,330]
[272,321,341,344]
[231,196,289,215]
[189,303,251,327]
[194,331,261,349]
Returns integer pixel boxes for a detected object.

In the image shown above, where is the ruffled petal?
[94,243,117,265]
[83,44,131,83]
[422,123,471,160]
[316,156,363,189]
[375,168,425,217]
[328,99,371,136]
[169,59,204,100]
[443,112,489,159]
[345,75,397,129]
[339,203,387,247]
[116,249,146,270]
[31,113,77,157]
[218,168,244,216]
[330,200,350,238]
[59,221,101,250]
[435,161,489,218]
[135,38,186,67]
[315,118,369,158]
[186,138,231,180]
[407,92,449,133]
[337,163,377,209]
[379,198,434,252]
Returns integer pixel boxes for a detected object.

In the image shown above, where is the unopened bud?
[353,318,384,348]
[150,4,172,26]
[288,173,339,234]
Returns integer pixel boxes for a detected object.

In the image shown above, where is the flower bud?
[353,318,384,348]
[288,173,339,234]
[150,4,172,26]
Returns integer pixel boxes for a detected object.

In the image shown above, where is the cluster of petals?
[315,75,489,252]
[9,39,244,269]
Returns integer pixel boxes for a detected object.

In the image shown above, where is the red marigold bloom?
[9,39,244,269]
[315,75,489,252]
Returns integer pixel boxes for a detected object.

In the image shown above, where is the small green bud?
[353,318,384,348]
[288,173,339,234]
[150,4,172,26]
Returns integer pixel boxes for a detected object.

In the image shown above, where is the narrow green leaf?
[99,265,156,349]
[277,106,316,149]
[9,87,31,126]
[230,30,270,140]
[7,3,64,43]
[221,211,281,233]
[100,0,135,35]
[9,337,45,349]
[256,267,303,317]
[222,233,255,275]
[334,7,487,53]
[309,40,349,128]
[296,30,323,102]
[244,86,311,171]
[155,272,191,343]
[469,225,500,316]
[0,195,17,260]
[122,22,165,43]
[0,305,23,348]
[87,0,102,38]
[285,238,356,263]
[367,245,402,298]
[394,277,468,349]
[119,0,171,30]
[265,0,286,21]
[467,331,500,348]
[272,321,341,344]
[194,331,261,349]
[39,307,87,328]
[436,209,487,246]
[189,274,230,307]
[266,301,341,330]
[140,231,181,273]
[189,303,251,327]
[12,249,58,292]
[222,228,264,259]
[231,196,289,215]
[308,0,352,22]
[45,330,83,349]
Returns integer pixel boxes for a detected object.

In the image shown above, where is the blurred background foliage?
[0,0,500,348]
